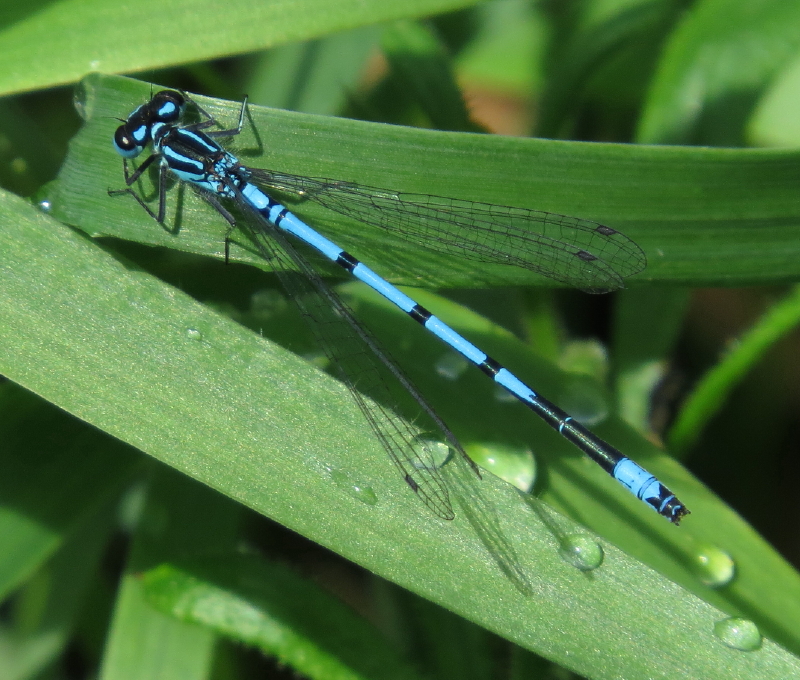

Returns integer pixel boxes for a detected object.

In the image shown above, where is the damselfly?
[110,90,688,524]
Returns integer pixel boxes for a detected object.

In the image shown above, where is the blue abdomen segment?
[421,316,490,366]
[494,368,538,404]
[249,194,688,523]
[614,458,658,497]
[614,459,681,518]
[533,396,686,522]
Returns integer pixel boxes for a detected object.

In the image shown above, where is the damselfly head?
[113,123,145,158]
[112,90,187,159]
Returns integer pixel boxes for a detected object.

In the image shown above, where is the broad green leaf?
[1,184,800,676]
[50,74,800,288]
[0,0,477,96]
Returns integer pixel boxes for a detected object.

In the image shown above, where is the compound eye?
[151,90,185,122]
[113,126,141,158]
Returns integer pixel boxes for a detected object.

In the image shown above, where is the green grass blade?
[748,50,800,147]
[0,384,140,602]
[101,576,215,680]
[244,25,381,115]
[454,0,546,97]
[612,288,691,431]
[668,284,800,455]
[381,20,481,132]
[100,468,242,680]
[2,188,800,676]
[0,497,116,680]
[142,557,424,680]
[51,74,800,288]
[537,0,681,139]
[0,0,479,96]
[638,0,800,144]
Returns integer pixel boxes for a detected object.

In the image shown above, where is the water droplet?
[302,351,330,370]
[117,482,147,533]
[72,81,91,121]
[250,288,287,318]
[186,328,203,341]
[559,534,604,571]
[713,617,762,651]
[558,375,609,426]
[434,351,468,380]
[11,157,27,175]
[691,544,735,587]
[328,467,378,506]
[411,435,453,471]
[89,60,101,70]
[558,339,608,380]
[466,442,536,492]
[38,199,52,213]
